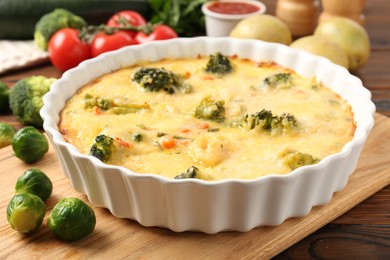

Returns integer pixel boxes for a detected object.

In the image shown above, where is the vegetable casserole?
[59,53,355,181]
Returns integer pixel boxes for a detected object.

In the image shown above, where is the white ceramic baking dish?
[41,37,375,233]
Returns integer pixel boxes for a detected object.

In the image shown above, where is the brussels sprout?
[48,198,96,241]
[0,81,10,112]
[7,193,46,234]
[12,126,49,163]
[15,168,53,201]
[0,122,16,148]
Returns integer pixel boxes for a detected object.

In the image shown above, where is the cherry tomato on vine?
[91,31,137,57]
[135,25,178,44]
[107,10,147,38]
[48,28,91,72]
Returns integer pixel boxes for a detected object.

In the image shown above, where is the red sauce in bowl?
[208,2,260,15]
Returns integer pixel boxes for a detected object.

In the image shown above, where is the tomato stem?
[79,16,158,43]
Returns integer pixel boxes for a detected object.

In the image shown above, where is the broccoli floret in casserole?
[174,166,199,179]
[132,132,143,142]
[241,109,298,135]
[271,112,298,135]
[9,76,56,127]
[283,151,320,170]
[84,94,151,114]
[205,52,233,75]
[84,94,112,110]
[194,96,225,122]
[34,8,87,51]
[260,72,293,89]
[132,67,192,94]
[90,134,115,163]
[242,109,274,131]
[111,104,151,114]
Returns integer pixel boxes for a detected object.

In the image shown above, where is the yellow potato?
[230,14,292,45]
[290,35,349,69]
[314,16,370,71]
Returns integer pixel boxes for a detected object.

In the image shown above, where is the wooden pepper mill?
[276,0,320,37]
[319,0,366,25]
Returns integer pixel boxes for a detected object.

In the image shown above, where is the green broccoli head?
[242,109,274,131]
[84,94,112,110]
[241,109,298,135]
[270,113,298,135]
[34,8,87,51]
[194,96,225,122]
[283,151,320,170]
[9,76,56,127]
[261,73,293,89]
[132,67,192,94]
[0,81,10,112]
[83,93,151,114]
[174,166,199,179]
[90,134,115,163]
[205,52,233,75]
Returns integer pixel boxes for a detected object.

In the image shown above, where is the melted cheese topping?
[59,56,355,181]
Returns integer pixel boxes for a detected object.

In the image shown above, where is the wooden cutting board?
[1,113,389,259]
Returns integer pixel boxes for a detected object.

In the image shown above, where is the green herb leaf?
[148,0,208,36]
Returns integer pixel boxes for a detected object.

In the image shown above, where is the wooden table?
[0,0,389,258]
